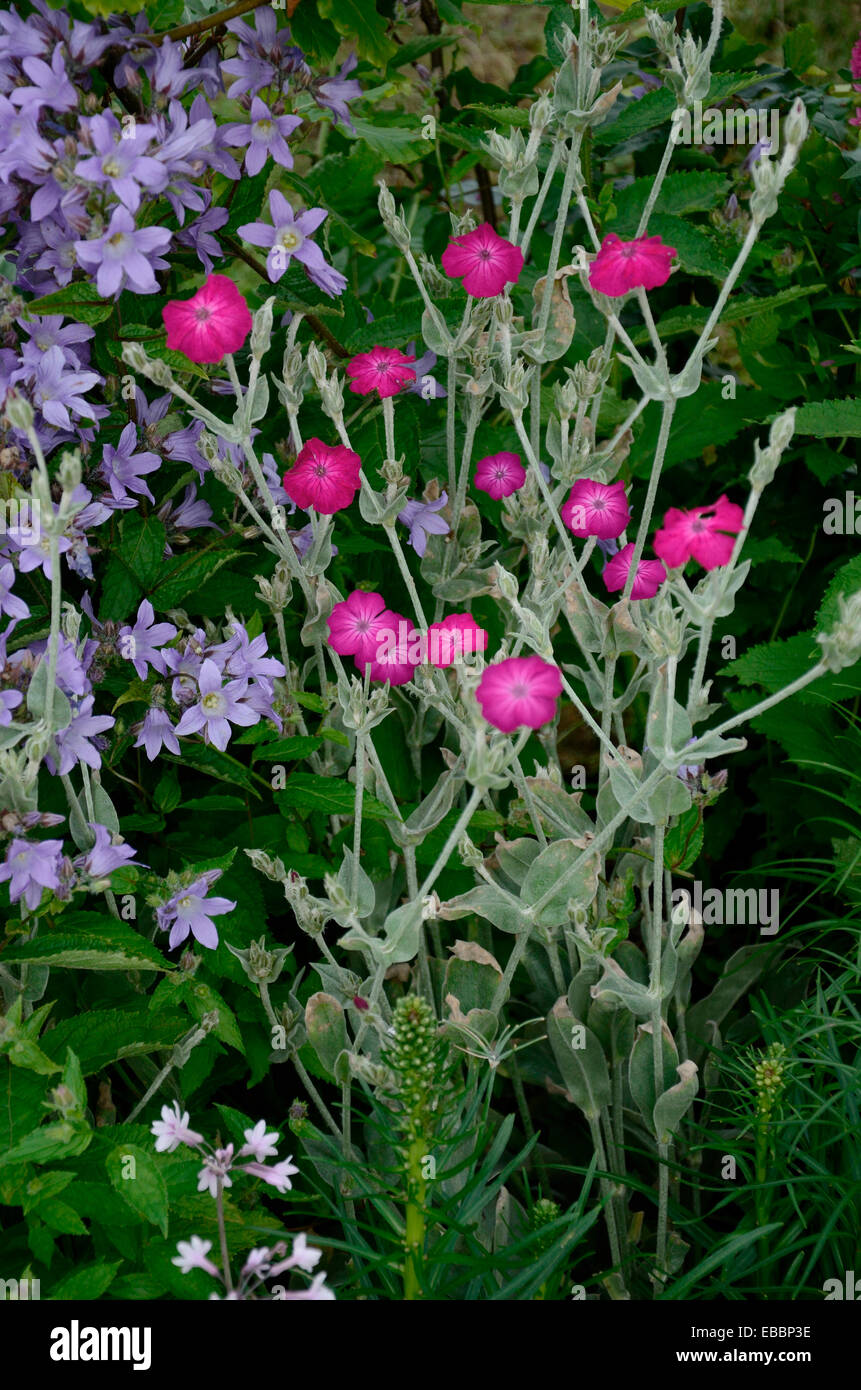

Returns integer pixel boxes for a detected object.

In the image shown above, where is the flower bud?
[250,296,275,360]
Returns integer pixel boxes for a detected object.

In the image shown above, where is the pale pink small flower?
[269,1232,323,1277]
[272,1271,335,1301]
[240,1120,280,1163]
[474,451,525,500]
[173,1236,219,1277]
[197,1145,235,1198]
[476,655,562,733]
[561,478,631,539]
[327,590,398,668]
[242,1156,299,1192]
[162,275,252,364]
[151,1100,204,1153]
[347,346,416,398]
[602,542,666,600]
[588,233,676,297]
[653,494,744,571]
[283,438,361,514]
[425,613,488,667]
[441,223,524,298]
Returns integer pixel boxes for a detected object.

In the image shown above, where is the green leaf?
[317,0,397,64]
[150,547,238,607]
[304,993,348,1081]
[40,1004,187,1075]
[521,838,600,927]
[276,773,390,820]
[640,283,824,346]
[106,1143,169,1237]
[119,513,168,590]
[663,806,704,873]
[184,980,245,1054]
[1,913,169,973]
[546,999,611,1120]
[165,743,262,796]
[387,34,457,70]
[24,282,113,326]
[253,735,322,763]
[795,399,861,438]
[610,172,730,233]
[784,22,817,75]
[724,632,820,690]
[99,553,143,622]
[348,117,424,162]
[48,1260,122,1300]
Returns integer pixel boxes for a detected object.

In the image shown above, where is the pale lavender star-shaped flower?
[0,837,64,911]
[405,341,446,399]
[151,1100,204,1153]
[176,202,228,275]
[74,113,168,214]
[133,707,181,761]
[157,869,236,951]
[118,598,177,679]
[174,657,260,751]
[75,206,171,298]
[237,190,346,297]
[398,491,450,558]
[0,687,23,726]
[221,96,302,176]
[24,344,101,430]
[73,823,138,878]
[100,422,161,505]
[49,695,114,776]
[209,625,284,683]
[10,49,77,116]
[0,561,29,620]
[312,52,362,131]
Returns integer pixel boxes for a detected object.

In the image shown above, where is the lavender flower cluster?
[0,3,365,941]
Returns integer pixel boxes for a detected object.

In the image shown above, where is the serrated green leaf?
[796,399,861,438]
[24,282,113,326]
[317,0,397,64]
[276,773,390,820]
[252,735,322,763]
[48,1260,122,1300]
[106,1143,169,1236]
[1,913,169,973]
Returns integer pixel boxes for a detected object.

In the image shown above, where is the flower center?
[478,249,492,261]
[201,692,222,711]
[691,520,706,532]
[278,228,301,251]
[313,464,327,478]
[178,895,194,911]
[102,156,122,178]
[108,232,128,250]
[511,682,530,699]
[355,618,371,634]
[194,307,212,323]
[254,119,273,136]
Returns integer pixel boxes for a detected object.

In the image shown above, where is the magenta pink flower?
[653,494,744,571]
[851,32,861,83]
[327,590,398,667]
[425,613,488,668]
[588,234,676,297]
[162,275,252,364]
[441,223,524,298]
[474,452,525,500]
[561,479,631,540]
[366,614,420,686]
[347,346,416,398]
[476,655,562,733]
[602,542,666,600]
[283,438,361,515]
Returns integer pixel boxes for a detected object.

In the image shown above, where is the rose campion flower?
[347,346,416,398]
[588,233,677,297]
[441,223,524,298]
[368,615,421,686]
[561,479,631,540]
[283,438,361,514]
[162,275,253,364]
[476,655,562,733]
[425,613,488,667]
[474,452,525,500]
[653,494,744,571]
[327,590,398,668]
[602,542,667,600]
